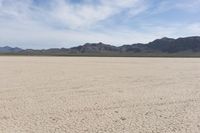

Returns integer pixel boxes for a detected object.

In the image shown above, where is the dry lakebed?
[0,57,200,133]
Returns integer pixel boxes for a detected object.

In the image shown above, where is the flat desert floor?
[1,57,200,133]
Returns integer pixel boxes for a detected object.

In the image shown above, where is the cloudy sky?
[0,0,200,48]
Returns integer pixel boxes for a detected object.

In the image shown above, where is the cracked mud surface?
[0,57,200,133]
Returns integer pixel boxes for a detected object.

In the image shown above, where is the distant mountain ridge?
[0,46,23,53]
[1,36,200,57]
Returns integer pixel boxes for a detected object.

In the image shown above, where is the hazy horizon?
[1,36,200,50]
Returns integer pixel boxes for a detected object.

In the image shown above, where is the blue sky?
[0,0,200,48]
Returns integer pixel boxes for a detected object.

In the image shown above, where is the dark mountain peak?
[83,42,112,47]
[69,42,118,53]
[161,37,174,40]
[0,46,23,53]
[148,36,200,53]
[150,37,175,44]
[3,46,11,48]
[177,36,200,41]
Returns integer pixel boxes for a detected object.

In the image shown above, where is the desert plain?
[0,56,200,133]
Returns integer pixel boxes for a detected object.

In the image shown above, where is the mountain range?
[1,36,200,57]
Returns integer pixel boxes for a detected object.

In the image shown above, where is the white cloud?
[47,0,146,29]
[0,0,150,48]
[0,0,199,48]
[150,0,200,15]
[176,0,200,12]
[181,23,200,37]
[0,0,145,29]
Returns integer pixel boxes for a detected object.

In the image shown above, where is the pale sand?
[0,57,200,133]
